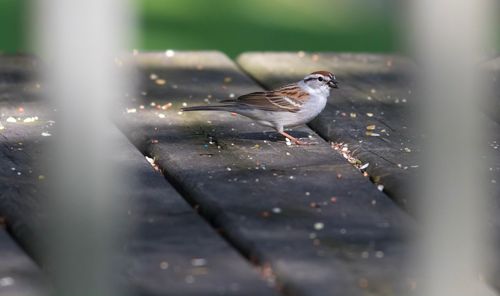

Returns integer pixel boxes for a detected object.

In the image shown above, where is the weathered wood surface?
[238,52,500,290]
[118,51,417,296]
[237,52,419,210]
[0,228,47,296]
[0,56,47,296]
[0,55,275,296]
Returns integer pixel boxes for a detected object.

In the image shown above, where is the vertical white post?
[411,0,497,295]
[35,0,133,295]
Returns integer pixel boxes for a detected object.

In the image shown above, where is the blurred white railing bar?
[410,0,498,295]
[35,0,133,295]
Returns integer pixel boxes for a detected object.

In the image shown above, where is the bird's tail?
[181,104,233,112]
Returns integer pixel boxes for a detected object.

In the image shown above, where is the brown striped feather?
[234,84,309,113]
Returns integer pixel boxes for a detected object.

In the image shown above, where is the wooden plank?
[237,52,421,211]
[0,228,47,296]
[238,52,500,212]
[0,55,47,296]
[237,52,500,290]
[0,55,275,296]
[118,51,417,296]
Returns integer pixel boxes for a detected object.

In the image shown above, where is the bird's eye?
[317,77,323,81]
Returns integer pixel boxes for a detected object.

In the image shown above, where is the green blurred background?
[0,0,402,57]
[1,0,499,57]
[139,0,398,57]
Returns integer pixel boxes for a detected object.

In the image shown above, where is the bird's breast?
[300,94,327,117]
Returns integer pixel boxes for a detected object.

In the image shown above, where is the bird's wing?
[234,85,309,113]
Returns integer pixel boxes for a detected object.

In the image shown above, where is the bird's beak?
[328,79,339,88]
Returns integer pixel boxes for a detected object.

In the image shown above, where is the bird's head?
[302,71,338,90]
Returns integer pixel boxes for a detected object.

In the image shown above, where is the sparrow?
[182,71,338,145]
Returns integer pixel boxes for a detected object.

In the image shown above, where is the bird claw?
[293,139,318,146]
[278,131,318,146]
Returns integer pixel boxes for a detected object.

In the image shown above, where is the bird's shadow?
[236,131,310,142]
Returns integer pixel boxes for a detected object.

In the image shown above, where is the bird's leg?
[279,131,309,145]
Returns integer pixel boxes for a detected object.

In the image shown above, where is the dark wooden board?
[118,51,417,296]
[0,228,47,296]
[237,52,500,290]
[0,55,48,296]
[237,52,419,211]
[0,55,275,296]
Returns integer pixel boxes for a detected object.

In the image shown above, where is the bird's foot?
[279,131,317,146]
[292,139,318,145]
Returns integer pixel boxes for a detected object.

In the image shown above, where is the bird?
[182,71,338,145]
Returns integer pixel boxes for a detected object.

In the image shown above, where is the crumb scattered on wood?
[145,156,160,172]
[331,142,371,181]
